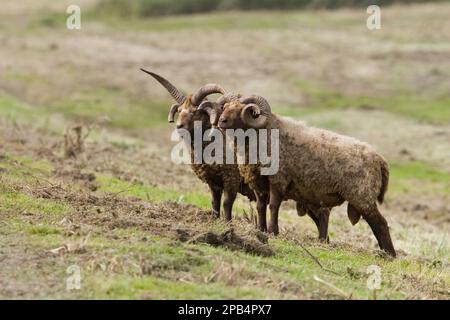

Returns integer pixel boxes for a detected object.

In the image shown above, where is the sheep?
[140,69,255,221]
[216,94,396,256]
[201,95,331,241]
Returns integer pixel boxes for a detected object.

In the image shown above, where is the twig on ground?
[293,239,341,276]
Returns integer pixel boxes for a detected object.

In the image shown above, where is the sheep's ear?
[197,101,213,114]
[347,204,361,225]
[198,101,221,126]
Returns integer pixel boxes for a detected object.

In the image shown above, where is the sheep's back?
[273,115,385,206]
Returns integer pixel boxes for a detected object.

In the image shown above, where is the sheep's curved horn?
[239,95,271,116]
[168,103,179,123]
[200,93,241,126]
[198,101,222,126]
[140,68,186,104]
[240,103,268,129]
[191,84,225,106]
[239,95,271,128]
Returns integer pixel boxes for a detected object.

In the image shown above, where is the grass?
[0,90,168,131]
[86,11,323,32]
[97,174,211,208]
[87,275,267,299]
[0,191,70,217]
[24,5,367,34]
[52,89,169,129]
[389,161,450,195]
[0,151,448,299]
[0,93,42,123]
[6,219,447,299]
[0,156,72,219]
[0,155,54,186]
[293,80,450,124]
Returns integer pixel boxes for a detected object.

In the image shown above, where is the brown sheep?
[140,69,255,221]
[201,95,331,241]
[217,95,396,257]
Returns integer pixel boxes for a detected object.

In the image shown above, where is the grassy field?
[0,1,449,299]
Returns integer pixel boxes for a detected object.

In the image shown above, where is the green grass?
[0,93,43,122]
[59,235,450,299]
[0,155,448,299]
[87,11,322,32]
[389,161,450,195]
[0,156,71,219]
[52,88,169,129]
[0,90,169,130]
[86,274,267,299]
[0,154,53,185]
[26,225,62,236]
[97,174,211,208]
[294,80,450,124]
[0,191,70,217]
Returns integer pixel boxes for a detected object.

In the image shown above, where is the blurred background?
[0,0,449,299]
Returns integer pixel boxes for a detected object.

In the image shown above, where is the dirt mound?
[180,229,273,257]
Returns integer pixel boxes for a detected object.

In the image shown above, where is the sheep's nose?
[176,124,183,130]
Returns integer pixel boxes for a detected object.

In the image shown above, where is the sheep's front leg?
[268,188,282,235]
[223,190,237,222]
[210,187,222,218]
[255,192,269,232]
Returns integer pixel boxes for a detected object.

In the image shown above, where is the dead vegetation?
[64,125,88,158]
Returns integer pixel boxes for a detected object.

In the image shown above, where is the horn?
[240,103,268,129]
[239,94,271,116]
[168,103,179,123]
[190,84,225,106]
[198,101,222,126]
[140,68,186,104]
[217,92,242,106]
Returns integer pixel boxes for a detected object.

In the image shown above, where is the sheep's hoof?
[268,224,279,236]
[211,210,220,219]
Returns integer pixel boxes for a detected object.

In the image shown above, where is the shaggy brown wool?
[219,100,395,256]
[175,95,255,220]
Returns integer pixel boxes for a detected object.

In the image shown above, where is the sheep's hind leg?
[210,187,222,218]
[361,206,396,257]
[223,190,237,222]
[268,188,282,236]
[255,192,268,232]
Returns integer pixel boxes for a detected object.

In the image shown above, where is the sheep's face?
[218,101,246,130]
[175,96,210,133]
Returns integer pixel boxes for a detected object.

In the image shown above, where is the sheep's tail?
[378,159,389,204]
